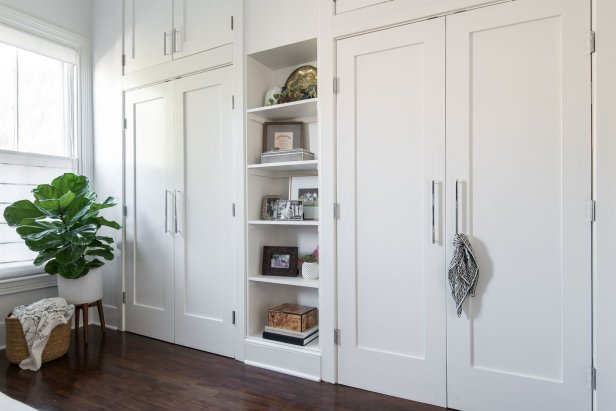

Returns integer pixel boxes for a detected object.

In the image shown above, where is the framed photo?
[290,176,318,220]
[276,200,303,221]
[263,122,303,152]
[261,195,281,220]
[262,246,299,276]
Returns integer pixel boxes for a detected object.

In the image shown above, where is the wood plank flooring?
[0,326,448,410]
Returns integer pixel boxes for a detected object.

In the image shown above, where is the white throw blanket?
[10,297,74,371]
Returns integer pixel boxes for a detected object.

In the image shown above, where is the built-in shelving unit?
[244,37,321,380]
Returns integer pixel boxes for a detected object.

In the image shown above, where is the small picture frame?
[290,176,318,220]
[262,246,299,276]
[261,195,281,220]
[276,200,303,221]
[263,122,303,152]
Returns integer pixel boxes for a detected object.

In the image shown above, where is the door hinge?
[333,77,339,94]
[122,291,126,304]
[590,200,597,222]
[122,54,126,66]
[334,328,341,345]
[591,367,597,390]
[589,31,596,54]
[231,16,234,30]
[123,118,127,129]
[123,206,128,217]
[232,310,236,325]
[334,202,340,220]
[232,95,235,109]
[232,203,236,217]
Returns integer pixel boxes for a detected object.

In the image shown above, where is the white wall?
[0,0,92,37]
[594,0,616,409]
[91,0,124,330]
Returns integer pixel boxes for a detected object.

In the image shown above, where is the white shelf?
[249,275,319,289]
[247,99,317,121]
[248,220,319,227]
[247,160,318,173]
[246,334,321,354]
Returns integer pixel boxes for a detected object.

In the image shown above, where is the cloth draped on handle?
[448,233,479,317]
[10,297,74,371]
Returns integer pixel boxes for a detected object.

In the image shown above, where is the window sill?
[0,272,57,296]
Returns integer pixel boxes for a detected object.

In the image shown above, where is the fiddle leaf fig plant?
[3,173,121,280]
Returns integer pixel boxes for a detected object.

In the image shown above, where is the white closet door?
[124,0,172,74]
[125,83,175,343]
[446,1,591,410]
[172,0,233,60]
[173,67,235,357]
[336,19,446,406]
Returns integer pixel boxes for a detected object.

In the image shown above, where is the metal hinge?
[122,54,126,66]
[333,77,339,94]
[231,16,234,30]
[591,367,597,390]
[123,206,128,217]
[334,203,340,220]
[232,310,236,325]
[589,31,596,54]
[590,200,596,222]
[334,328,341,345]
[122,291,126,304]
[123,118,127,129]
[232,203,236,217]
[232,95,235,109]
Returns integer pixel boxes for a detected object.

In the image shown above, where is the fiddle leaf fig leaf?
[34,248,61,266]
[62,224,97,245]
[3,200,45,227]
[56,244,86,264]
[44,259,59,275]
[58,257,87,279]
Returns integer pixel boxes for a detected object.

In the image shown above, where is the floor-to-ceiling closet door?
[173,67,235,357]
[445,1,592,410]
[125,83,175,343]
[336,19,447,406]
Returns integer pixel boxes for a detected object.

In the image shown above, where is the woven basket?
[5,312,72,365]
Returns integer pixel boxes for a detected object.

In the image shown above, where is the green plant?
[3,173,121,279]
[301,254,318,263]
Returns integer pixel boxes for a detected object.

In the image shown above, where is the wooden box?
[267,303,318,332]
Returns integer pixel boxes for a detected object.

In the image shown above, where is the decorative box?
[261,149,315,164]
[267,303,318,332]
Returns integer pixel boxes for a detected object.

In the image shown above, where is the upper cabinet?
[333,0,507,38]
[123,0,233,75]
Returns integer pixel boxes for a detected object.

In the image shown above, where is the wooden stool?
[74,299,105,345]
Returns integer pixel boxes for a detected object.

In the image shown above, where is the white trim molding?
[0,273,57,296]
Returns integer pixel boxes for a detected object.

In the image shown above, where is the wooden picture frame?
[262,246,299,277]
[262,122,303,152]
[261,194,281,220]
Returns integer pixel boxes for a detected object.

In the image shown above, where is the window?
[0,15,90,281]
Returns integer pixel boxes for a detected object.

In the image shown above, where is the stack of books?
[263,324,319,346]
[262,303,319,346]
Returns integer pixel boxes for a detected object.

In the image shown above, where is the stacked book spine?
[263,325,319,346]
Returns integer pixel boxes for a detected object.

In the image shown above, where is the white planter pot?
[302,262,319,280]
[57,268,103,305]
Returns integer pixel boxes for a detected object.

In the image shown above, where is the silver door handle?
[173,28,180,53]
[164,190,170,233]
[455,179,461,235]
[431,180,436,244]
[163,32,169,55]
[174,190,181,234]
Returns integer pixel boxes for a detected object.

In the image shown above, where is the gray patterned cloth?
[10,297,74,371]
[448,233,479,317]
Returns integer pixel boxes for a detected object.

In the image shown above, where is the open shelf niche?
[244,37,322,379]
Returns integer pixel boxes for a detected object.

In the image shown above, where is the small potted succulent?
[3,173,121,305]
[300,253,319,280]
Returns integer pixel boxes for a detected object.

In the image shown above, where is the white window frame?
[0,5,93,289]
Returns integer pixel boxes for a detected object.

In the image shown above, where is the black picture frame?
[262,122,304,152]
[262,246,299,277]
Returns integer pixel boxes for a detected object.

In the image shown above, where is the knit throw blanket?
[10,297,74,371]
[448,233,479,317]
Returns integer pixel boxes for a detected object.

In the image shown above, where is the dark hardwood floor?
[0,326,448,410]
